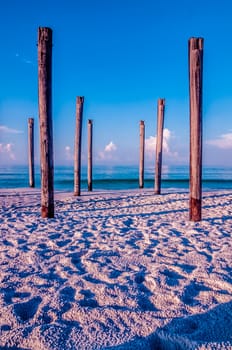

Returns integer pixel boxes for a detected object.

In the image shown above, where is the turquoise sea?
[1,165,232,192]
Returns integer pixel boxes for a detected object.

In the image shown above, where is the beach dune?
[0,189,232,349]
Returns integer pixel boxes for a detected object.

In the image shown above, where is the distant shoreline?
[1,164,232,191]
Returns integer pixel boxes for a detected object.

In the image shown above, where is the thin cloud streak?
[15,53,34,66]
[207,133,232,149]
[0,125,23,134]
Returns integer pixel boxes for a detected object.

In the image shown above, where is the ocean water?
[1,165,232,192]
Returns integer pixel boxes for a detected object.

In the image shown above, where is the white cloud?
[0,143,16,160]
[65,145,73,161]
[163,128,171,153]
[105,141,117,152]
[98,141,117,161]
[22,58,33,65]
[0,125,23,134]
[145,136,156,157]
[207,133,232,149]
[145,128,177,160]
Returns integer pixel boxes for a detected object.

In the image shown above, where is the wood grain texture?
[155,99,165,195]
[74,96,84,196]
[38,27,54,218]
[139,120,145,189]
[189,37,204,221]
[88,119,93,192]
[28,118,35,188]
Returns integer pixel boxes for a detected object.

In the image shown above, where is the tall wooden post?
[189,37,203,221]
[139,120,145,188]
[74,96,84,196]
[28,118,35,188]
[38,27,54,218]
[88,119,93,191]
[155,98,165,194]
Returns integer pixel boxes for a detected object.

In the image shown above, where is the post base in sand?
[41,205,54,218]
[189,197,201,221]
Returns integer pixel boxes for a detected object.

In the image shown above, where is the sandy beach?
[0,188,232,349]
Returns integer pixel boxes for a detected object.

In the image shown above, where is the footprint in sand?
[162,269,185,287]
[1,324,11,331]
[123,218,133,228]
[1,288,31,305]
[177,263,196,274]
[14,296,42,322]
[134,272,145,284]
[109,269,122,279]
[69,252,86,275]
[56,286,76,316]
[56,239,72,247]
[59,286,76,302]
[79,289,99,308]
[182,281,211,306]
[49,233,61,240]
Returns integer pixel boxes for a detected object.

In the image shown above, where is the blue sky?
[1,0,232,166]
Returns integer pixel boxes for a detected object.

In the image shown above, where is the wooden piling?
[74,96,84,196]
[28,118,35,188]
[189,37,203,221]
[155,98,165,194]
[88,119,93,191]
[139,120,145,188]
[38,27,54,218]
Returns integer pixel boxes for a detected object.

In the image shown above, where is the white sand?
[0,188,232,349]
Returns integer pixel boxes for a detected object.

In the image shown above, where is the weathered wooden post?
[28,118,35,188]
[189,37,203,221]
[155,98,165,194]
[38,27,54,218]
[139,120,145,188]
[88,119,93,191]
[74,96,84,196]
